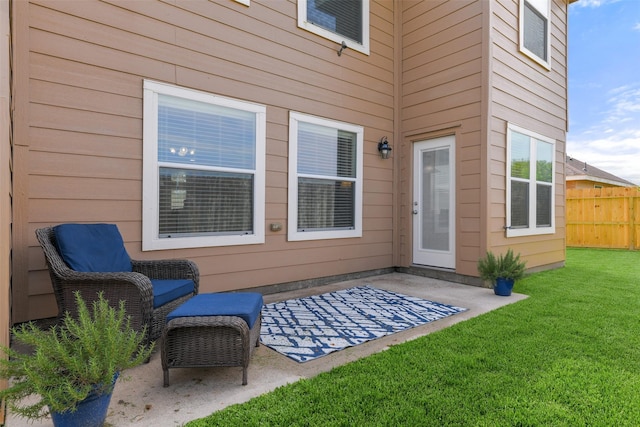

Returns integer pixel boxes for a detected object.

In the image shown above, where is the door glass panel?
[421,148,450,251]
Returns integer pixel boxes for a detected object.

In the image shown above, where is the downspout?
[479,0,493,256]
[391,0,402,267]
[564,0,572,256]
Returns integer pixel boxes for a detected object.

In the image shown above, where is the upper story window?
[519,0,550,70]
[288,112,363,241]
[142,80,266,250]
[506,123,556,237]
[298,0,370,55]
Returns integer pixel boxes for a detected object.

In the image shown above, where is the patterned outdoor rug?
[260,285,467,362]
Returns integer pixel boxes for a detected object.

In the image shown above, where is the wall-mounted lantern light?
[377,136,392,159]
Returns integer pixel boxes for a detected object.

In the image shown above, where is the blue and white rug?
[260,285,467,363]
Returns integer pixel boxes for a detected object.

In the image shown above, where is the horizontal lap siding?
[399,0,484,275]
[15,0,396,321]
[488,0,567,268]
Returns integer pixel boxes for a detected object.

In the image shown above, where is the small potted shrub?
[0,291,154,427]
[477,248,527,296]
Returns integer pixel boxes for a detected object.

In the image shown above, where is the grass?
[187,248,640,426]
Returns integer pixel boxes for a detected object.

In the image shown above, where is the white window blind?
[307,0,363,44]
[523,1,547,61]
[297,123,356,231]
[520,0,550,69]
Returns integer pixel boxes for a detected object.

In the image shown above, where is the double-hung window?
[288,112,363,241]
[142,80,266,250]
[298,0,370,55]
[506,124,555,237]
[519,0,551,69]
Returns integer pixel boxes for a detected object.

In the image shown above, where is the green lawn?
[187,248,640,426]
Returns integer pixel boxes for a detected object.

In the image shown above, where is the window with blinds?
[520,0,550,69]
[142,80,266,250]
[506,124,555,238]
[298,0,370,55]
[288,112,363,241]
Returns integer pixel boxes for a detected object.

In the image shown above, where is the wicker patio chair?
[35,224,199,344]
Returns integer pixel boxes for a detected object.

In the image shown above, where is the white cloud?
[634,23,640,31]
[574,0,622,7]
[567,130,640,185]
[603,85,640,124]
[568,84,640,185]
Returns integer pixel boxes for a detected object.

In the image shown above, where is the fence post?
[631,190,636,250]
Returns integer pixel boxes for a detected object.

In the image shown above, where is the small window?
[288,112,363,241]
[298,0,370,55]
[519,0,550,69]
[143,80,266,250]
[506,123,555,237]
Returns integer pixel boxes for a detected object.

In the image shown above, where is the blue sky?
[567,0,640,185]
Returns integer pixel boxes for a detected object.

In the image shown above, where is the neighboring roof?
[566,156,637,187]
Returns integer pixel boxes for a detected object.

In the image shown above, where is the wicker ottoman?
[161,292,263,387]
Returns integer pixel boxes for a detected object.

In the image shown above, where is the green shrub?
[0,291,153,420]
[477,248,526,284]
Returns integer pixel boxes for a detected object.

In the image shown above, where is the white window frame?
[297,0,370,56]
[288,112,363,241]
[142,80,266,250]
[506,123,556,238]
[519,0,551,70]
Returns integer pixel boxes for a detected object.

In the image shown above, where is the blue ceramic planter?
[494,277,514,296]
[50,374,117,427]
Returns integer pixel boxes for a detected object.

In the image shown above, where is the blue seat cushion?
[151,279,196,308]
[54,223,132,272]
[166,293,264,328]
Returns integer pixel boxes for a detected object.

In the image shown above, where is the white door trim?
[412,136,456,269]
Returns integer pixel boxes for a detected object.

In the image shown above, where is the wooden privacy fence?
[566,187,640,250]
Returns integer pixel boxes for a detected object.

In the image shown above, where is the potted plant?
[0,291,154,427]
[477,248,527,296]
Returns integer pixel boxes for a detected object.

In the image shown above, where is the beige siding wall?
[12,0,396,322]
[487,0,568,268]
[399,0,486,276]
[9,0,571,323]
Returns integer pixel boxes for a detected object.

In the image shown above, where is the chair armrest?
[51,271,154,334]
[131,259,200,294]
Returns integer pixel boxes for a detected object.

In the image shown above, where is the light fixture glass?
[377,136,392,159]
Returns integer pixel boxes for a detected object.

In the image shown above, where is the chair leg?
[163,370,170,387]
[242,367,247,386]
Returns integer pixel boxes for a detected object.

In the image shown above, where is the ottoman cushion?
[166,293,263,328]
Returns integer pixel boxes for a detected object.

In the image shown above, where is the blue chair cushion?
[54,223,132,272]
[166,293,264,328]
[151,279,196,308]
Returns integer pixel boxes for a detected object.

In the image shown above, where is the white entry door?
[412,136,455,269]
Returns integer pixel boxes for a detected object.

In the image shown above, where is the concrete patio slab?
[5,273,527,427]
